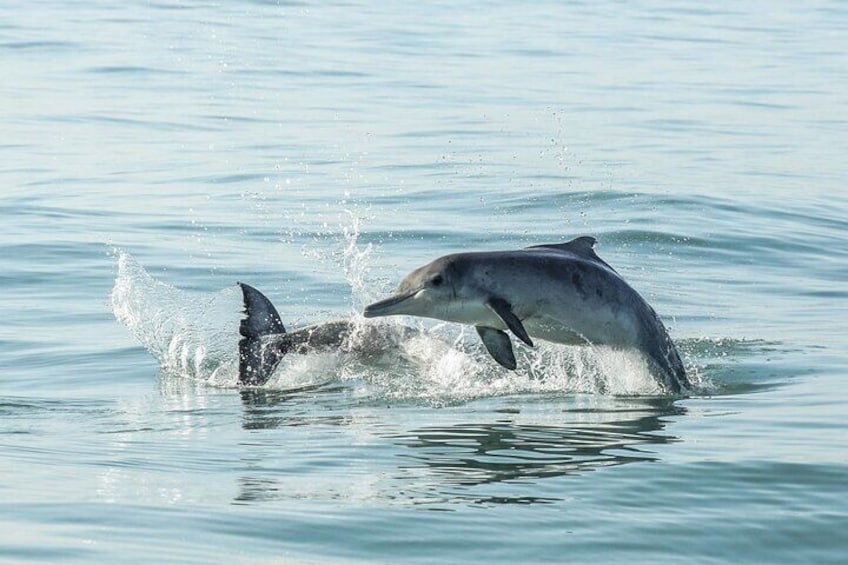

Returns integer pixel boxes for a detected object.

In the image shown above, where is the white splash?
[111,250,241,386]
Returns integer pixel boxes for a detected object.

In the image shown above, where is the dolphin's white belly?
[437,299,506,329]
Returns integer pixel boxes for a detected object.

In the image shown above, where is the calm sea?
[2,1,847,563]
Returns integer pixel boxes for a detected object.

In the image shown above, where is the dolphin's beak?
[363,291,418,318]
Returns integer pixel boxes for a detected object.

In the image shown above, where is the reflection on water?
[391,401,683,506]
[398,410,679,485]
[233,391,684,506]
[238,385,350,430]
[234,477,284,506]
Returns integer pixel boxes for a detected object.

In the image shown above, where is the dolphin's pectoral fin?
[476,326,517,370]
[485,297,534,347]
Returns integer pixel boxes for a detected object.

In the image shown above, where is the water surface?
[2,1,847,563]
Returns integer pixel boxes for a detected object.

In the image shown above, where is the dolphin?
[238,283,417,386]
[362,236,690,394]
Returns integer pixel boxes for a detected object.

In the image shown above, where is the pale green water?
[1,1,847,563]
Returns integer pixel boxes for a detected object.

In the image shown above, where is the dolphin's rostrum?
[363,236,690,394]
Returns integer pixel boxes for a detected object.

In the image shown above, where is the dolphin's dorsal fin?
[239,282,285,338]
[528,236,617,273]
[237,283,286,386]
[531,236,597,255]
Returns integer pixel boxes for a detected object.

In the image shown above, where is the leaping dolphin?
[363,236,690,394]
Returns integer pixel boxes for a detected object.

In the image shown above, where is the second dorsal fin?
[237,283,287,386]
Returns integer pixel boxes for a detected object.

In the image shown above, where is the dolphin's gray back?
[279,321,353,354]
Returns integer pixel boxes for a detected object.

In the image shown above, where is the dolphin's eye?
[431,275,444,287]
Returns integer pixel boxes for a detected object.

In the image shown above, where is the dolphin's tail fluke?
[238,283,287,386]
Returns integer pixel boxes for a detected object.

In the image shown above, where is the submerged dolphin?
[363,237,690,394]
[238,283,416,386]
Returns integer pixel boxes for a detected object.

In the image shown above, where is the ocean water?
[2,1,847,563]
